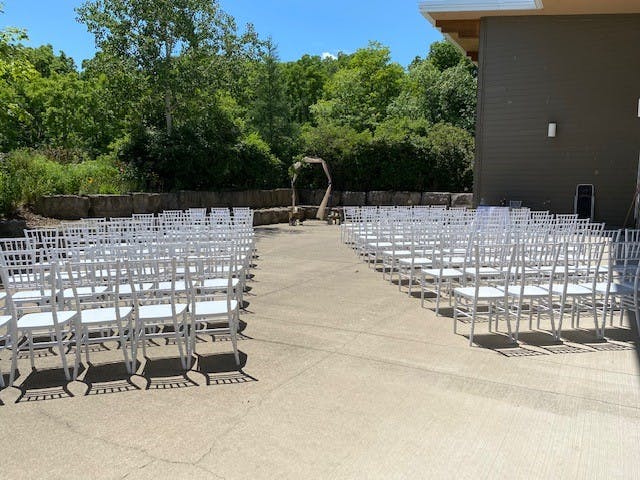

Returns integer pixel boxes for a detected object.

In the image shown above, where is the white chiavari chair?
[2,262,78,380]
[184,254,240,365]
[64,259,135,377]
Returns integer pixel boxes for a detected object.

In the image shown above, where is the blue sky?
[0,0,442,68]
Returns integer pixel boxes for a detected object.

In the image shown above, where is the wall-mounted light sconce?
[548,122,557,138]
[637,98,640,117]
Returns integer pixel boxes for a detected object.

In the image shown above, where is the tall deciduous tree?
[76,0,256,135]
[311,42,404,132]
[0,15,38,150]
[282,54,328,125]
[248,39,292,159]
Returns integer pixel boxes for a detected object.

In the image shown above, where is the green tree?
[24,44,76,77]
[77,0,257,135]
[311,42,404,132]
[21,72,119,155]
[427,40,464,72]
[247,39,292,160]
[435,62,477,133]
[0,24,40,150]
[389,46,477,133]
[282,54,328,125]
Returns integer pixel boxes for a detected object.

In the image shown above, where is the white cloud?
[321,51,337,60]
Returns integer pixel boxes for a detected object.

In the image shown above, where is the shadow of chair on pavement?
[195,351,257,386]
[140,356,199,390]
[14,365,82,403]
[468,332,548,357]
[82,360,141,396]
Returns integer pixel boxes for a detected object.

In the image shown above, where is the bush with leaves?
[0,149,139,215]
[298,118,473,193]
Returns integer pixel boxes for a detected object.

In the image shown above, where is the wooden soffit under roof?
[420,0,640,62]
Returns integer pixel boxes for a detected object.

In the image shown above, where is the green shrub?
[426,122,474,191]
[120,121,286,191]
[0,166,20,215]
[0,149,139,216]
[298,120,473,192]
[232,133,285,189]
[67,156,137,194]
[1,150,66,205]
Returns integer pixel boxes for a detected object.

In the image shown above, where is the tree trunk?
[164,38,173,136]
[165,90,173,135]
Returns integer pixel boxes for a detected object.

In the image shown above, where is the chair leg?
[74,335,82,381]
[85,329,91,365]
[453,295,458,334]
[140,326,147,358]
[515,300,523,341]
[9,342,18,386]
[28,331,35,369]
[229,308,241,367]
[174,314,187,370]
[469,302,478,346]
[57,336,71,381]
[131,324,139,369]
[189,320,197,358]
[598,301,607,339]
[555,297,563,341]
[121,329,132,375]
[504,300,514,342]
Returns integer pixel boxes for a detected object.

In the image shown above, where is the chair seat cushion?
[191,300,238,317]
[550,284,593,296]
[18,310,77,329]
[13,289,56,301]
[80,307,133,324]
[503,285,549,297]
[454,286,505,299]
[422,268,463,278]
[463,267,501,276]
[367,242,393,248]
[382,250,412,257]
[138,303,188,320]
[0,314,11,328]
[200,278,240,289]
[63,286,108,299]
[399,257,431,265]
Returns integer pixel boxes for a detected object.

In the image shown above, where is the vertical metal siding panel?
[473,17,489,207]
[475,14,640,226]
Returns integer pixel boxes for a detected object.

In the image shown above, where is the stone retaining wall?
[33,189,473,220]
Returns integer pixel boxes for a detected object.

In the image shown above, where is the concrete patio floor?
[1,221,639,479]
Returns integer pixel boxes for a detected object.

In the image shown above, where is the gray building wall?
[476,14,640,226]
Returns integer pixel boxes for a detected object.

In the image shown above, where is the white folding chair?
[453,243,513,345]
[2,262,78,381]
[184,255,240,365]
[128,257,190,369]
[64,260,135,378]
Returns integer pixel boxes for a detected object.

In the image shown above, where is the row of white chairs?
[341,206,637,345]
[0,255,241,386]
[0,209,255,387]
